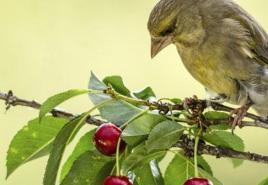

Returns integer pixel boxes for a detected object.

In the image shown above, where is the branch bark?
[176,135,268,164]
[106,87,268,129]
[0,91,103,126]
[1,90,268,164]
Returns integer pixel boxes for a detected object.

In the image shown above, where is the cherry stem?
[194,129,202,177]
[116,137,122,176]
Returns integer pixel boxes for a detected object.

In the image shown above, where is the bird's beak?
[151,36,172,59]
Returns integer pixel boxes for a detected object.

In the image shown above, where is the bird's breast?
[176,46,239,100]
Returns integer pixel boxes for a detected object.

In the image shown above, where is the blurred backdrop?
[0,0,268,184]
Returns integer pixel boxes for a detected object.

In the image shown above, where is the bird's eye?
[160,27,174,36]
[160,21,176,36]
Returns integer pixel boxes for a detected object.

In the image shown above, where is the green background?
[0,0,268,184]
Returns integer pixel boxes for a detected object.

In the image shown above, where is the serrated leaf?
[103,75,131,96]
[134,160,164,185]
[133,87,156,100]
[6,116,68,178]
[122,145,166,175]
[122,113,166,146]
[60,129,96,181]
[259,177,268,185]
[60,150,114,185]
[89,72,142,125]
[39,89,89,121]
[164,152,222,185]
[43,115,86,185]
[146,120,185,152]
[203,131,244,167]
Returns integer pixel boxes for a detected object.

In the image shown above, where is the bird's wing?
[227,2,268,66]
[218,2,268,95]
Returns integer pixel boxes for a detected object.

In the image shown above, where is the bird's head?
[148,0,189,58]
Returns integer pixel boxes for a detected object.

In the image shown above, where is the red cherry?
[103,176,132,185]
[93,123,126,156]
[184,177,213,185]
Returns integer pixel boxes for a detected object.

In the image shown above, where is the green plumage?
[148,0,268,117]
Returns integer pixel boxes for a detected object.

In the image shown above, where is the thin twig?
[105,88,268,129]
[1,90,268,164]
[0,91,103,126]
[205,119,268,129]
[176,135,268,164]
[209,101,268,124]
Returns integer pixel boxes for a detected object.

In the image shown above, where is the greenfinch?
[148,0,268,127]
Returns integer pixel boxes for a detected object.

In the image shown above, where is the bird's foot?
[229,104,251,133]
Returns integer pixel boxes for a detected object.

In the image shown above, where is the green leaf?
[134,160,164,185]
[204,111,229,120]
[231,158,244,168]
[93,160,116,184]
[39,89,89,121]
[90,71,108,89]
[188,156,213,176]
[149,160,165,185]
[6,116,68,178]
[103,75,131,96]
[209,124,231,130]
[60,150,114,185]
[199,169,222,185]
[164,153,194,185]
[99,101,142,125]
[134,165,156,185]
[89,72,142,125]
[164,152,222,185]
[121,145,166,175]
[204,111,231,130]
[43,115,86,185]
[197,156,213,176]
[203,131,245,167]
[259,177,268,185]
[170,98,182,104]
[60,129,96,181]
[133,87,156,100]
[122,113,166,146]
[146,120,185,152]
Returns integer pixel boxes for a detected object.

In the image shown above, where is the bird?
[148,0,268,129]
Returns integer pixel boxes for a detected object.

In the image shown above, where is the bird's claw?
[229,105,249,133]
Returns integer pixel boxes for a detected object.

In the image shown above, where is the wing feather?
[227,1,268,65]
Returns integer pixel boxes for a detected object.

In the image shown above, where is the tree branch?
[176,135,268,164]
[105,88,268,129]
[1,90,268,164]
[0,91,103,126]
[209,101,268,124]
